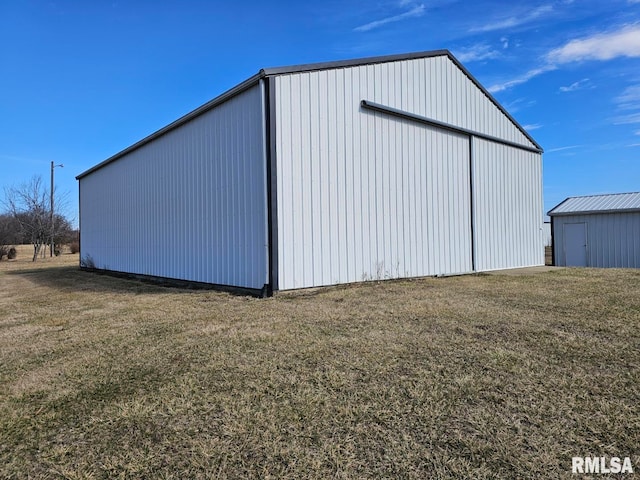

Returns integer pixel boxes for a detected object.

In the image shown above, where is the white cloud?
[615,85,640,107]
[0,154,46,165]
[488,64,557,93]
[454,44,500,63]
[546,145,582,153]
[612,85,640,136]
[614,112,640,124]
[354,4,425,32]
[559,78,592,92]
[547,25,640,63]
[492,25,640,93]
[470,5,553,33]
[503,97,537,113]
[523,123,542,131]
[500,36,509,49]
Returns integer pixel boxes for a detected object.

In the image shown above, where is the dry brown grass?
[1,252,639,479]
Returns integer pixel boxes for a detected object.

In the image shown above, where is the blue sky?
[1,0,639,224]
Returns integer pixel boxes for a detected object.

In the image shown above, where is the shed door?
[564,222,587,267]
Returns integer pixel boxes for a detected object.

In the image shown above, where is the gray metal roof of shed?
[548,192,640,216]
[77,49,541,180]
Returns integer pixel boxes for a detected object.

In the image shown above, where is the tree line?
[1,176,76,261]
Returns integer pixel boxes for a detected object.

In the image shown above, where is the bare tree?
[4,176,53,261]
[51,213,74,252]
[0,213,20,260]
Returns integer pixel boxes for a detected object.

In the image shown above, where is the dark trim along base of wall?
[79,266,269,298]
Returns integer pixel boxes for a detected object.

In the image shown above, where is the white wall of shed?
[277,55,534,149]
[273,58,481,290]
[472,138,544,271]
[79,84,268,289]
[552,212,640,268]
[272,55,543,289]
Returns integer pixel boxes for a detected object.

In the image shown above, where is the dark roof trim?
[547,197,570,216]
[361,100,543,153]
[77,49,542,180]
[262,49,542,152]
[76,72,264,179]
[260,49,451,75]
[446,52,543,152]
[549,208,640,217]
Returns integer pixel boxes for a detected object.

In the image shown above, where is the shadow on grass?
[7,265,205,295]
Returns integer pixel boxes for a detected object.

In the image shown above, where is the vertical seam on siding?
[264,77,277,295]
[469,136,476,272]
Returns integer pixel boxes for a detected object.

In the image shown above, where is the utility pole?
[50,161,63,257]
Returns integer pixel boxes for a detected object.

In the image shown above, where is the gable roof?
[261,50,542,152]
[548,192,640,216]
[77,50,541,180]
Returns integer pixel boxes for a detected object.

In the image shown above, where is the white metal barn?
[548,192,640,268]
[77,50,544,295]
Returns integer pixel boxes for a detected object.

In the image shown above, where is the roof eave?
[76,71,265,180]
[445,52,543,152]
[78,49,543,181]
[549,208,640,217]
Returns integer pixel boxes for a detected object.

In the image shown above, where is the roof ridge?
[565,191,640,200]
[261,49,451,75]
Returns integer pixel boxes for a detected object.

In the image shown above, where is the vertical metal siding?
[553,213,640,268]
[79,84,268,289]
[472,138,544,271]
[274,64,473,290]
[273,55,542,289]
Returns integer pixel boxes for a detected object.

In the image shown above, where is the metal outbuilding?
[548,192,640,268]
[77,50,545,295]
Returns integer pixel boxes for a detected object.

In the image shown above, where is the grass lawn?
[1,248,639,478]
